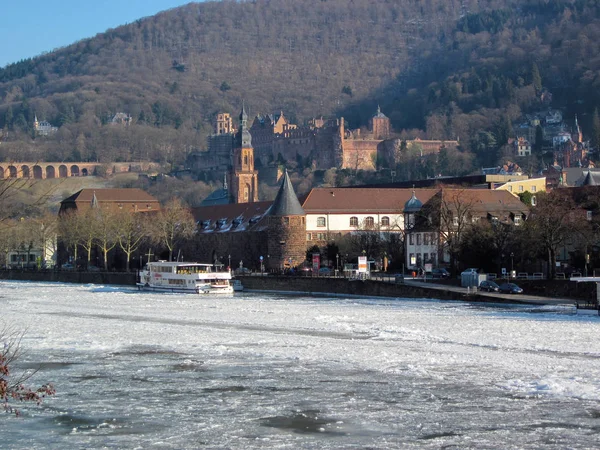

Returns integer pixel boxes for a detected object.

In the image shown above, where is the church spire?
[91,191,99,208]
[236,102,252,148]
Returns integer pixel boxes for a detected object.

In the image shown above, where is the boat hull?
[137,283,234,295]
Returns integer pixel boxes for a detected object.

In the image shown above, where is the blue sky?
[0,1,198,68]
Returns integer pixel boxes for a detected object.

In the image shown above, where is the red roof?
[302,188,439,213]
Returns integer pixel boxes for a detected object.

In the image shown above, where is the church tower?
[231,104,258,203]
[370,105,390,140]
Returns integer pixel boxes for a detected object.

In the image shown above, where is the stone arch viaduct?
[0,162,138,179]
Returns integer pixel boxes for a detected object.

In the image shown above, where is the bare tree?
[57,211,80,264]
[428,188,478,275]
[95,208,120,270]
[525,191,591,279]
[149,199,196,261]
[1,325,55,416]
[116,210,149,271]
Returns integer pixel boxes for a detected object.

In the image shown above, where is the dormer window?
[232,218,243,228]
[364,217,375,228]
[217,218,228,228]
[514,215,522,226]
[350,216,358,227]
[381,216,390,227]
[201,220,211,229]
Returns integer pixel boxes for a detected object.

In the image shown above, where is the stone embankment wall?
[516,279,596,299]
[240,276,467,300]
[0,270,137,286]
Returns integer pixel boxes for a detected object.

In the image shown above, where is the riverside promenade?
[239,274,579,307]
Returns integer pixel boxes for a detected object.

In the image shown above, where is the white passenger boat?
[137,261,234,294]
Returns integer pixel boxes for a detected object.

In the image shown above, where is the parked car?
[318,267,332,276]
[234,267,251,275]
[479,280,500,292]
[431,268,450,279]
[498,282,523,294]
[61,263,75,271]
[87,265,101,272]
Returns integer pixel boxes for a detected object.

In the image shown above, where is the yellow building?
[495,177,546,197]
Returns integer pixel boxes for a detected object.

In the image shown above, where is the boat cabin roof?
[149,261,212,267]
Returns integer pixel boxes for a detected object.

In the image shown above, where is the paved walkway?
[400,278,576,306]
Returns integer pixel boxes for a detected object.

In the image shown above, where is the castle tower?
[231,104,258,203]
[265,170,306,270]
[370,105,390,140]
[215,113,233,135]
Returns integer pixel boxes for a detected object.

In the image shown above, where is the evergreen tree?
[534,125,544,154]
[531,63,542,94]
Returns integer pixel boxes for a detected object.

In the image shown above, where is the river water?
[1,280,599,449]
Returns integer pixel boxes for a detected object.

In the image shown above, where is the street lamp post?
[228,254,231,271]
[510,252,514,278]
[336,254,339,276]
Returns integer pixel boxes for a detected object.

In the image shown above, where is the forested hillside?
[0,0,599,173]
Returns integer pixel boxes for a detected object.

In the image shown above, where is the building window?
[430,253,437,264]
[409,253,416,265]
[531,185,537,192]
[416,234,421,245]
[306,233,312,240]
[317,216,326,227]
[452,216,459,227]
[416,253,422,267]
[519,185,524,192]
[424,233,430,245]
[364,216,375,228]
[531,196,537,206]
[508,185,512,192]
[514,216,521,225]
[381,216,390,227]
[317,233,326,240]
[350,216,358,227]
[587,210,593,221]
[284,217,290,225]
[409,234,414,245]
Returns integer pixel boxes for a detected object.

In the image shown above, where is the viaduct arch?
[0,162,136,179]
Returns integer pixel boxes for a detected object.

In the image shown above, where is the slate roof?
[404,190,423,213]
[268,171,305,216]
[61,188,159,204]
[192,201,272,233]
[200,188,230,207]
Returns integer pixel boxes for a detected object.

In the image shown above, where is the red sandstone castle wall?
[341,140,380,170]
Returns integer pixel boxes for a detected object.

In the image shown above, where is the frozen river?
[1,280,599,449]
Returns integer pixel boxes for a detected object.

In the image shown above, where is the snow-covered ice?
[1,280,599,448]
